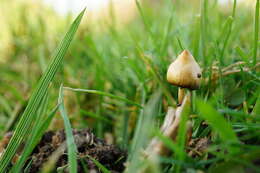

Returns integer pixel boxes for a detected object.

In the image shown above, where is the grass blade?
[0,9,85,172]
[80,109,112,124]
[126,91,162,173]
[58,85,78,173]
[196,98,239,153]
[252,94,260,117]
[136,46,176,107]
[253,0,259,65]
[11,92,49,172]
[85,155,111,173]
[135,0,154,41]
[129,87,146,160]
[63,87,142,108]
[177,37,184,50]
[12,104,59,172]
[219,0,236,65]
[200,0,208,65]
[219,16,233,65]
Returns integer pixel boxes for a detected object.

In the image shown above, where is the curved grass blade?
[63,86,142,108]
[196,98,239,154]
[0,9,85,172]
[58,85,78,173]
[80,109,112,124]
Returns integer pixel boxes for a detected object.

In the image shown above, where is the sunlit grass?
[0,0,259,172]
[0,9,85,172]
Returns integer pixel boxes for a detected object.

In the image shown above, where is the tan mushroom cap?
[167,50,202,90]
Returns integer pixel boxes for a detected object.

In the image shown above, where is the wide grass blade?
[11,92,49,172]
[0,9,85,172]
[126,91,162,173]
[58,85,78,173]
[129,87,146,160]
[12,104,59,172]
[196,98,239,153]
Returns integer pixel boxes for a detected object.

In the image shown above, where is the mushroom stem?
[178,88,185,105]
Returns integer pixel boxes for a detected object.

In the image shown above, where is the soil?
[0,129,215,173]
[188,137,212,157]
[1,129,127,173]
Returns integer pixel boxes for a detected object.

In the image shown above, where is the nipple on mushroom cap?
[167,50,202,90]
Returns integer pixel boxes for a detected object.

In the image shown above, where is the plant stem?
[178,88,185,105]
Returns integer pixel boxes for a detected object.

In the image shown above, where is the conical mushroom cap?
[167,50,202,90]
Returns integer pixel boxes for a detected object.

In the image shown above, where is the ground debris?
[1,129,127,173]
[29,128,126,173]
[188,137,211,157]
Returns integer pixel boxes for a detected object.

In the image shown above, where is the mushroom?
[144,50,200,166]
[167,50,202,105]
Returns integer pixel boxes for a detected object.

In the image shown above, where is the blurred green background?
[0,0,259,172]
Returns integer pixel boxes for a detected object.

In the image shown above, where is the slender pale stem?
[178,88,185,105]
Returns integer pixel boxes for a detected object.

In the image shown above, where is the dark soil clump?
[0,129,127,173]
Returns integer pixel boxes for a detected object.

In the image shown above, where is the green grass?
[0,0,259,172]
[253,0,259,65]
[196,98,239,153]
[0,8,85,172]
[84,155,111,173]
[58,85,78,173]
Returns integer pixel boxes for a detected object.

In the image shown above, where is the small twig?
[40,142,67,173]
[206,62,260,83]
[222,63,260,76]
[221,61,246,72]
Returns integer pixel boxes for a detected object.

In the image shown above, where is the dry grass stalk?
[145,93,191,158]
